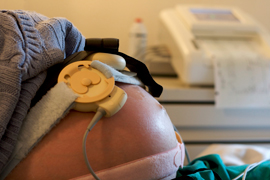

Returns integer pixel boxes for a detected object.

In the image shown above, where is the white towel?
[197,144,270,166]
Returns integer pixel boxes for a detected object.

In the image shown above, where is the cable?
[83,108,106,180]
[185,145,191,164]
[83,109,190,180]
[232,158,269,180]
[173,124,191,164]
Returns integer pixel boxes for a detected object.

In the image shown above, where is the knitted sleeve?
[0,10,85,171]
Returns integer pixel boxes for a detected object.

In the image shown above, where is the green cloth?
[174,154,270,180]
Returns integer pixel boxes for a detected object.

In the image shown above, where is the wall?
[1,0,270,53]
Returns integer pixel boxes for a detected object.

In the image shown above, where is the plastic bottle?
[128,18,147,62]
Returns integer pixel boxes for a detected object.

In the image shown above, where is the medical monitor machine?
[159,5,270,85]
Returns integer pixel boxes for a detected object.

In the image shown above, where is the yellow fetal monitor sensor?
[58,60,127,117]
[58,60,128,180]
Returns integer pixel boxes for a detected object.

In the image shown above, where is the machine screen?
[190,8,239,22]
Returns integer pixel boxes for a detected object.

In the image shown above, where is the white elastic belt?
[91,60,144,87]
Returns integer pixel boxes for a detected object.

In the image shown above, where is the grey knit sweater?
[0,10,85,171]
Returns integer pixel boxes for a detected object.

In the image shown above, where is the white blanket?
[197,144,270,166]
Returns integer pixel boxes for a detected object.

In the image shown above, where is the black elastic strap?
[31,38,163,107]
[84,38,162,97]
[85,38,119,53]
[61,51,163,98]
[116,52,163,97]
